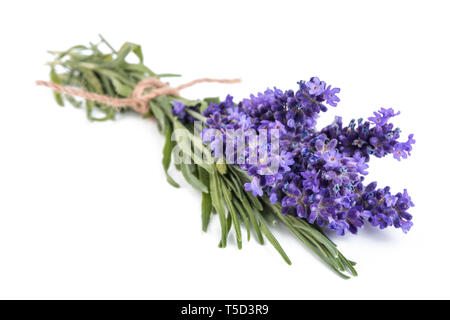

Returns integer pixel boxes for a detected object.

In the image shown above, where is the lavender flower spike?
[200,77,415,236]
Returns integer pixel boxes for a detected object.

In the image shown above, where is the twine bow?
[36,77,241,115]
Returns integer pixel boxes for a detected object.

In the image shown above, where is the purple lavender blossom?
[269,120,287,135]
[238,114,252,130]
[323,150,343,169]
[352,151,369,175]
[393,134,416,161]
[199,78,415,236]
[323,85,341,107]
[172,100,186,118]
[244,177,263,197]
[172,100,199,124]
[278,150,294,170]
[368,107,400,127]
[305,77,326,96]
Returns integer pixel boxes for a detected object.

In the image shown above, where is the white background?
[0,0,449,299]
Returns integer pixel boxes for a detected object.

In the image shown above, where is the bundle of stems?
[44,37,357,278]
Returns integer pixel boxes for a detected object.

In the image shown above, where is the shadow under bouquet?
[38,37,415,278]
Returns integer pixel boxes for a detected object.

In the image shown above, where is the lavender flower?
[393,134,416,161]
[368,107,400,127]
[172,100,198,124]
[305,77,326,96]
[172,100,186,117]
[323,85,341,107]
[244,177,263,197]
[200,77,415,236]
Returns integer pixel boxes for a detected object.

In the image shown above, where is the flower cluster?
[171,100,198,124]
[320,108,416,161]
[175,77,415,235]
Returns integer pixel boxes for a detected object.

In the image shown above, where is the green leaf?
[99,73,115,96]
[227,168,245,200]
[81,68,103,93]
[198,168,212,231]
[245,192,263,211]
[116,42,144,64]
[180,163,208,193]
[221,174,239,196]
[221,179,242,249]
[149,102,167,132]
[171,120,214,174]
[64,95,82,108]
[162,120,180,188]
[201,192,212,232]
[338,252,358,276]
[261,209,278,227]
[215,158,227,175]
[231,197,251,241]
[50,68,61,84]
[50,68,64,106]
[210,172,228,247]
[157,73,181,78]
[124,63,155,77]
[110,77,133,97]
[240,193,264,245]
[265,201,353,279]
[84,83,115,121]
[286,215,338,256]
[256,212,291,265]
[203,97,221,105]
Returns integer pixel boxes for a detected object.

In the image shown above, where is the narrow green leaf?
[116,42,144,64]
[198,168,212,231]
[110,77,133,97]
[203,97,221,105]
[157,73,181,78]
[256,212,291,265]
[198,167,210,188]
[218,214,233,249]
[99,34,117,53]
[201,192,212,232]
[162,119,180,188]
[149,102,166,132]
[215,158,227,175]
[221,174,239,195]
[53,92,64,107]
[228,168,245,200]
[180,163,208,193]
[221,179,242,249]
[124,63,155,77]
[171,120,214,174]
[99,73,115,97]
[81,68,103,93]
[210,172,228,247]
[84,83,114,121]
[267,201,352,278]
[245,191,263,211]
[337,252,358,276]
[50,68,64,106]
[240,194,264,244]
[64,95,82,108]
[232,197,251,241]
[286,215,338,256]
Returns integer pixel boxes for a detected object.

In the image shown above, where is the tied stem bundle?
[41,36,417,279]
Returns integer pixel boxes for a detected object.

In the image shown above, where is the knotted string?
[36,77,241,115]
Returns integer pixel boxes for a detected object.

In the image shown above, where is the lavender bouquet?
[39,37,415,278]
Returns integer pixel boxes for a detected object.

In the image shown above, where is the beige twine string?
[36,77,241,115]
